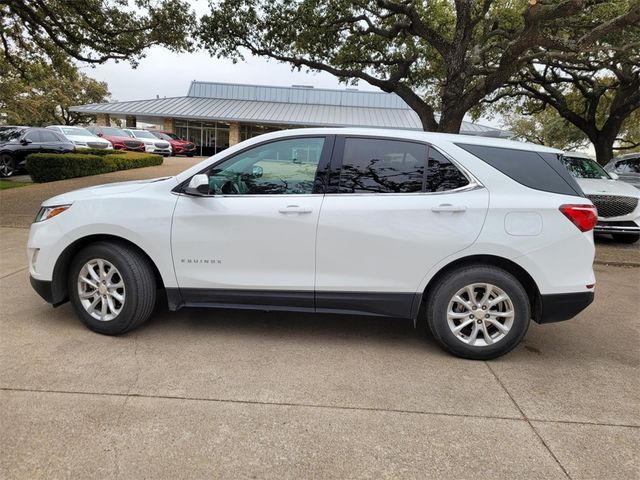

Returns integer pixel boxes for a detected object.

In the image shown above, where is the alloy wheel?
[446,283,515,347]
[77,258,126,321]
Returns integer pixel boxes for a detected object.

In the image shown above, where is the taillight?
[559,204,598,232]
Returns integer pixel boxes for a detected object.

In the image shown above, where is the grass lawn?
[0,180,30,190]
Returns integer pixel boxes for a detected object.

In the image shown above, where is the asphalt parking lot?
[1,160,639,479]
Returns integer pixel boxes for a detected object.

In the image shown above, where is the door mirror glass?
[184,174,210,196]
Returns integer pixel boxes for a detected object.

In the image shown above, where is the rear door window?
[338,138,426,193]
[426,148,469,192]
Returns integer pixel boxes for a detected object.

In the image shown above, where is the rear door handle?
[431,204,467,213]
[278,205,313,214]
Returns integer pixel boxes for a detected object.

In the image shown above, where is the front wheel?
[0,154,16,177]
[612,233,639,244]
[68,242,156,335]
[426,265,530,360]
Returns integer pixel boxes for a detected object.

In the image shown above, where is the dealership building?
[71,80,510,156]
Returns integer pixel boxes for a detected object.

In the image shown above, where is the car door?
[171,135,333,309]
[39,129,66,152]
[315,136,489,318]
[14,129,42,164]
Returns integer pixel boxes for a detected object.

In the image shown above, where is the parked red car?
[86,126,145,152]
[148,130,197,157]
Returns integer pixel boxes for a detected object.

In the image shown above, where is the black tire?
[425,265,530,360]
[612,233,639,244]
[186,154,194,157]
[68,242,156,335]
[0,154,16,177]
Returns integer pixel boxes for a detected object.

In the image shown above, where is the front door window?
[205,137,325,195]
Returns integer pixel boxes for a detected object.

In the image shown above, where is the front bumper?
[534,291,594,324]
[30,276,66,306]
[594,220,640,235]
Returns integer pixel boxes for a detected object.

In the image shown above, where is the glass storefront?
[174,120,287,156]
[175,120,230,156]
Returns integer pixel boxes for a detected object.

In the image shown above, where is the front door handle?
[278,205,313,214]
[431,204,467,213]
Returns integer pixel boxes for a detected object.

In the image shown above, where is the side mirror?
[20,138,32,145]
[609,172,619,180]
[184,174,210,196]
[96,132,103,137]
[251,165,263,178]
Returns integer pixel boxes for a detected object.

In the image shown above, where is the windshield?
[101,127,128,137]
[130,130,157,139]
[561,156,610,179]
[0,127,24,142]
[164,132,180,140]
[61,127,96,137]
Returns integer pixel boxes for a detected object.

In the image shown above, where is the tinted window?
[0,127,24,142]
[616,159,640,173]
[23,130,42,142]
[101,127,128,136]
[339,138,426,193]
[40,130,61,142]
[206,137,325,195]
[456,144,583,196]
[426,148,469,192]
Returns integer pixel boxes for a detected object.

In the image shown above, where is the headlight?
[35,205,71,222]
[73,141,88,146]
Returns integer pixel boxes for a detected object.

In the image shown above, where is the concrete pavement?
[1,224,639,479]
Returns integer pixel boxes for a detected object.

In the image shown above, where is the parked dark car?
[605,153,640,189]
[148,130,197,157]
[0,126,75,178]
[86,126,145,152]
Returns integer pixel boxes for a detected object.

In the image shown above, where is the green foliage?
[0,180,29,190]
[0,55,111,126]
[71,148,126,156]
[1,1,195,67]
[26,152,163,183]
[197,0,639,133]
[503,108,589,151]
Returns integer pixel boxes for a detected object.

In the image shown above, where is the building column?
[125,115,137,128]
[162,118,175,133]
[229,122,241,146]
[95,113,110,126]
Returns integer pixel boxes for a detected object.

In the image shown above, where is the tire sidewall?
[428,266,530,360]
[68,244,147,334]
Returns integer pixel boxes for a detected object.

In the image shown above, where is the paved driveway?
[1,162,639,479]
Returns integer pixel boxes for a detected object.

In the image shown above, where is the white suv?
[123,128,172,156]
[27,129,597,359]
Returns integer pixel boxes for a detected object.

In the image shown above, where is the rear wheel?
[426,265,530,360]
[612,233,639,244]
[68,242,156,335]
[0,154,16,177]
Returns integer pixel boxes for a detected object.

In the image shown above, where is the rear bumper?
[535,291,594,324]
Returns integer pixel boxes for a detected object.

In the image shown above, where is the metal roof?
[71,81,508,135]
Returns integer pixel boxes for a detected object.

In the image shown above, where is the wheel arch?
[49,234,166,306]
[415,254,543,326]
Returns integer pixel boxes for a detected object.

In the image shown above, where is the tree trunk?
[591,134,616,167]
[437,108,466,133]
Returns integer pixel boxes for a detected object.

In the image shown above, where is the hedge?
[71,148,126,156]
[26,151,163,183]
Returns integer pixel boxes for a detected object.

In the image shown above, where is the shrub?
[72,148,126,156]
[26,151,163,183]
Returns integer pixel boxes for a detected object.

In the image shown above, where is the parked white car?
[123,129,172,156]
[46,125,113,150]
[562,152,640,243]
[28,128,597,359]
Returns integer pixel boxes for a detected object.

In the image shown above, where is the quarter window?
[205,137,325,195]
[338,138,426,193]
[426,148,469,192]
